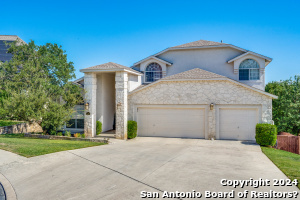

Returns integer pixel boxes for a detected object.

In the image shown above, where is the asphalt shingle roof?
[82,62,141,74]
[0,35,26,44]
[130,68,277,99]
[161,68,226,80]
[172,40,227,48]
[0,35,19,41]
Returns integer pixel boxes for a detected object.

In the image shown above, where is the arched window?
[239,59,260,80]
[145,62,162,82]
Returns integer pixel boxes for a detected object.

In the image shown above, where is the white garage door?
[137,107,205,138]
[219,108,259,140]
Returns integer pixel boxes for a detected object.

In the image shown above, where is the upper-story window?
[145,62,162,82]
[239,59,260,80]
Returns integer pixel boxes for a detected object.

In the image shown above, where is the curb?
[24,134,109,144]
[0,173,17,200]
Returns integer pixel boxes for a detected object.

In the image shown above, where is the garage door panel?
[137,107,205,138]
[219,108,258,141]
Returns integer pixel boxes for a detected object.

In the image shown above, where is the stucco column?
[84,73,97,138]
[115,71,128,139]
[208,104,216,139]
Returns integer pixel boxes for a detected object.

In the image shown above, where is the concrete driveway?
[0,138,298,200]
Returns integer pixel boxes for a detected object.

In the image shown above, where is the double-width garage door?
[137,107,205,138]
[219,108,259,141]
[137,106,259,140]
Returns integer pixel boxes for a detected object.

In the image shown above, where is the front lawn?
[261,147,300,189]
[0,134,105,157]
[0,120,24,127]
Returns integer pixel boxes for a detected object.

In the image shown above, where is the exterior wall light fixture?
[85,102,89,110]
[210,103,214,110]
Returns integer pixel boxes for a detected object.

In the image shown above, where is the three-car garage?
[135,105,260,141]
[128,75,275,141]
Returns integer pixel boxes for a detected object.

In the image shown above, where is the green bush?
[0,120,24,127]
[65,131,71,137]
[50,130,57,135]
[127,120,137,139]
[96,121,102,135]
[81,133,85,138]
[255,124,277,146]
[56,132,63,136]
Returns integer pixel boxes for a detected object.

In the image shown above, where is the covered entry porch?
[80,62,142,139]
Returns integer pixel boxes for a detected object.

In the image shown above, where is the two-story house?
[77,40,277,140]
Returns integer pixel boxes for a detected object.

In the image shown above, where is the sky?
[1,0,300,83]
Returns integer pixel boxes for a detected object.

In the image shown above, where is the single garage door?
[137,107,205,138]
[219,108,259,140]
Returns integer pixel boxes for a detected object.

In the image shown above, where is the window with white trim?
[239,59,260,80]
[145,62,162,82]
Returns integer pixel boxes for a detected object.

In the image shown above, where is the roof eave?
[129,78,278,99]
[227,52,272,64]
[80,68,143,76]
[133,48,169,66]
[169,44,248,53]
[73,77,84,83]
[134,56,172,66]
[226,79,278,99]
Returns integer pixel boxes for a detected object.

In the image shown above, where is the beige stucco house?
[76,40,277,140]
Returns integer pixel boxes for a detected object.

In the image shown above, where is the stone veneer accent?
[128,80,273,139]
[84,73,97,138]
[0,122,43,134]
[115,72,128,139]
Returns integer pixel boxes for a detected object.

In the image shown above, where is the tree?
[0,40,83,134]
[265,76,300,135]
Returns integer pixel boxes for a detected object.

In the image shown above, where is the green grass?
[0,120,24,127]
[261,147,300,189]
[0,134,105,157]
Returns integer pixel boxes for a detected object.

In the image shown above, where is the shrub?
[127,120,137,139]
[65,131,71,137]
[81,133,85,138]
[56,132,63,136]
[0,120,23,127]
[74,133,81,138]
[96,121,102,135]
[255,124,277,146]
[50,130,57,135]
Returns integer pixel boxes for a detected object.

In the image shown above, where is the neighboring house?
[78,39,277,141]
[0,35,26,62]
[0,35,83,133]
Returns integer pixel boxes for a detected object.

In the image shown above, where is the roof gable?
[134,56,172,66]
[227,51,272,64]
[161,68,226,80]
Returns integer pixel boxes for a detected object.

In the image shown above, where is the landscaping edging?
[24,134,109,144]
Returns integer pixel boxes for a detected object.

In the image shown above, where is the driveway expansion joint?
[67,151,182,200]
